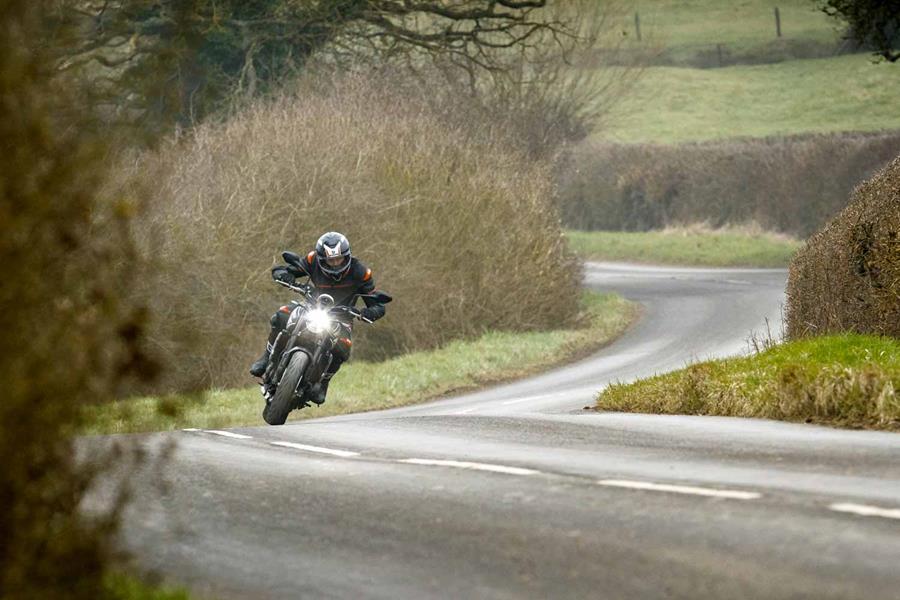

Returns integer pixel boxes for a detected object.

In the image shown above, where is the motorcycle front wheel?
[263,352,309,426]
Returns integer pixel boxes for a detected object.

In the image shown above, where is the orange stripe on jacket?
[306,251,315,265]
[363,268,372,282]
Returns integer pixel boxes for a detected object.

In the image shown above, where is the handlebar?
[275,279,311,295]
[275,280,373,323]
[329,304,373,324]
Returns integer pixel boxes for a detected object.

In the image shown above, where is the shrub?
[558,131,900,236]
[786,156,900,339]
[1,1,156,597]
[124,75,581,392]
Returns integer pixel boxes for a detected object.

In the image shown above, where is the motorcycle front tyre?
[263,351,309,426]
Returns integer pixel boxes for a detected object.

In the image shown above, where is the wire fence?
[625,6,858,68]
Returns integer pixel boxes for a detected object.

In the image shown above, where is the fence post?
[774,7,782,37]
[717,43,724,67]
[634,12,642,41]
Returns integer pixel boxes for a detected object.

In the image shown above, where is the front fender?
[274,346,311,385]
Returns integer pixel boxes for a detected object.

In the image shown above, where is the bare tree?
[312,0,640,157]
[54,0,587,133]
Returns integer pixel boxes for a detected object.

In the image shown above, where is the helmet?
[315,231,352,280]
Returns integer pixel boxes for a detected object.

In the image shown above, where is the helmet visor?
[325,255,348,270]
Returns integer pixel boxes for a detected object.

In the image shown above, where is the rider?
[249,232,386,404]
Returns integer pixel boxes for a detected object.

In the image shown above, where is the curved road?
[116,263,900,599]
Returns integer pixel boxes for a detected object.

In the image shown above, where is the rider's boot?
[309,373,332,405]
[249,342,273,378]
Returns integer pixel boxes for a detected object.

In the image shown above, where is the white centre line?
[400,458,539,476]
[204,430,253,440]
[829,502,900,520]
[597,479,761,500]
[270,441,360,458]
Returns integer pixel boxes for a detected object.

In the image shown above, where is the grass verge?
[87,292,637,434]
[601,54,900,144]
[565,226,801,267]
[596,334,900,430]
[105,572,191,600]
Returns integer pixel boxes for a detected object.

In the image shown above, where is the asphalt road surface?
[110,263,900,599]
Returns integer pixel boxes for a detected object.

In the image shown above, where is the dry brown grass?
[786,155,900,339]
[122,75,581,392]
[558,131,900,236]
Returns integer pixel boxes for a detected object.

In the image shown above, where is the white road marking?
[205,430,253,440]
[452,407,479,415]
[829,502,900,520]
[597,479,761,500]
[501,393,557,406]
[270,441,360,458]
[182,428,201,432]
[400,458,539,476]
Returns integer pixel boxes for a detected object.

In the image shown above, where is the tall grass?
[122,75,581,393]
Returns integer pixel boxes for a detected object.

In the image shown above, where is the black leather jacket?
[272,252,386,321]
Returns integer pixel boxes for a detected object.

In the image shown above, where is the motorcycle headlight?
[305,309,332,334]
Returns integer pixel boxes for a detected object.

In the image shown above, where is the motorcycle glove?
[360,307,380,322]
[272,267,295,285]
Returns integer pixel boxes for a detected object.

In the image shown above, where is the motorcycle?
[259,262,392,426]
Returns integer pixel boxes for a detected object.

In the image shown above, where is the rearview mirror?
[282,251,303,268]
[282,251,310,276]
[366,291,392,304]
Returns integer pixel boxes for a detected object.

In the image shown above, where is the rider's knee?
[271,305,292,329]
[333,337,352,362]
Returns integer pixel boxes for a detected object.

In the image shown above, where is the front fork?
[305,342,333,389]
[264,305,305,384]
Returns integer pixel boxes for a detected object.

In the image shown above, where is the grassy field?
[615,0,839,63]
[86,292,637,434]
[601,54,900,144]
[566,226,801,267]
[596,334,900,430]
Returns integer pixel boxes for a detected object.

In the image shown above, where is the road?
[112,263,900,599]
